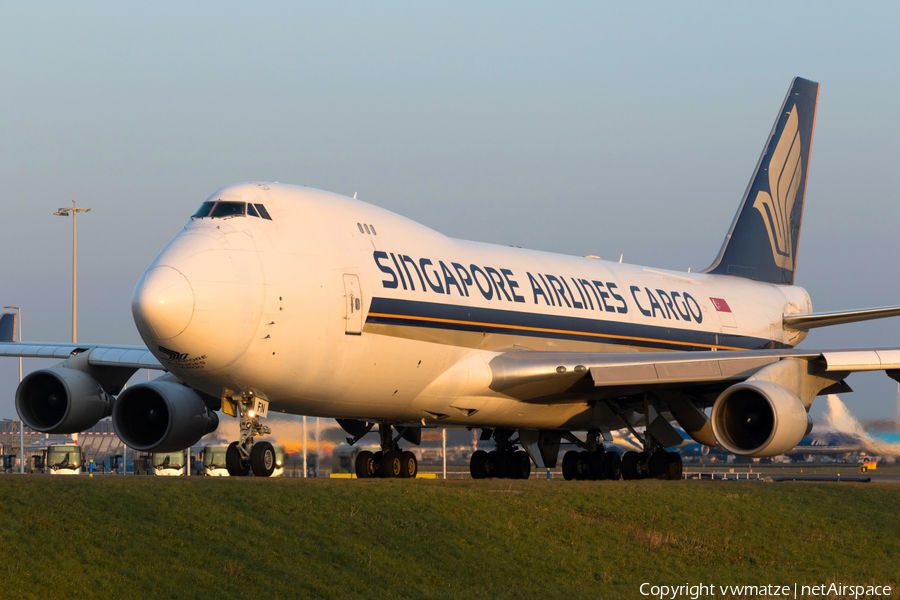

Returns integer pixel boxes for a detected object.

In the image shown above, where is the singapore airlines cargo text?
[639,583,892,599]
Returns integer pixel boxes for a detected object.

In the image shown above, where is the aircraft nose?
[132,266,195,341]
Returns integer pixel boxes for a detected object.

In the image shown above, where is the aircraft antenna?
[619,254,623,263]
[353,192,358,199]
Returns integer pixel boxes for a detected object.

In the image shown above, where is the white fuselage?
[131,183,811,432]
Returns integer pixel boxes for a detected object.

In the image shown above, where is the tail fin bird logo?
[157,345,189,361]
[753,105,802,270]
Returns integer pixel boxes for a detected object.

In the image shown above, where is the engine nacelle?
[710,380,810,458]
[16,367,113,434]
[113,380,218,452]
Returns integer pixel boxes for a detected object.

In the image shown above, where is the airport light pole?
[315,417,320,478]
[53,200,91,343]
[4,306,23,473]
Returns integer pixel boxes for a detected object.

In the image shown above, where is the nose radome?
[132,266,195,341]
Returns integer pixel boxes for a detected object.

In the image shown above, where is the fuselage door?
[343,273,363,335]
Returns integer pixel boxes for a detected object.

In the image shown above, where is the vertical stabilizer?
[0,313,16,342]
[705,77,819,284]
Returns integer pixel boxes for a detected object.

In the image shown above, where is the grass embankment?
[1,476,897,599]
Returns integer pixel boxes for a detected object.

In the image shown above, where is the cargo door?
[343,274,363,335]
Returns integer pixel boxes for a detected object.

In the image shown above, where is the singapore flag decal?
[710,297,736,328]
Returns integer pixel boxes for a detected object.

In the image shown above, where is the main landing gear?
[561,447,622,481]
[558,430,622,481]
[354,424,419,479]
[559,445,680,481]
[555,427,682,482]
[620,449,682,481]
[469,429,533,480]
[226,398,277,477]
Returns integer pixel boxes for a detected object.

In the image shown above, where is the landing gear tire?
[605,450,622,481]
[400,451,418,478]
[637,451,649,479]
[470,450,488,479]
[381,450,402,478]
[250,441,276,477]
[511,451,532,480]
[494,451,512,479]
[589,450,607,480]
[226,441,251,477]
[373,451,384,477]
[649,449,669,479]
[485,450,498,478]
[576,451,591,480]
[562,450,579,481]
[622,451,639,480]
[665,452,683,481]
[356,450,376,478]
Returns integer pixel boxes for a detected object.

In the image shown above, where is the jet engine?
[16,367,113,434]
[710,380,812,458]
[113,380,218,452]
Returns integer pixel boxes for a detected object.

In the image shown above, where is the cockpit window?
[254,204,272,220]
[210,202,246,218]
[193,202,215,218]
[191,200,272,220]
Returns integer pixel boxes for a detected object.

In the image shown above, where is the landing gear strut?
[602,397,685,481]
[469,429,533,480]
[354,424,418,479]
[226,397,274,477]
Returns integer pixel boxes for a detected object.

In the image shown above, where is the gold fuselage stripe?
[367,312,747,351]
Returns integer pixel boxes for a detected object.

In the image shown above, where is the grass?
[1,476,898,599]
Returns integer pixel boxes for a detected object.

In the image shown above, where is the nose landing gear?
[225,397,274,477]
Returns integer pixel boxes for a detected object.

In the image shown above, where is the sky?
[1,2,898,423]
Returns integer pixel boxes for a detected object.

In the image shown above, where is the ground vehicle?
[332,444,377,475]
[272,445,286,477]
[2,453,17,473]
[151,451,185,476]
[860,460,877,474]
[199,442,285,476]
[26,438,84,475]
[200,444,230,476]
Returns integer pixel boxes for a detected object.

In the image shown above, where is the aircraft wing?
[488,347,900,404]
[0,342,163,370]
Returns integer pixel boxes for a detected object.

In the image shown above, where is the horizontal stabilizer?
[783,306,900,331]
[0,313,16,342]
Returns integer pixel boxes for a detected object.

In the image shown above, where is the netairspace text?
[639,583,892,599]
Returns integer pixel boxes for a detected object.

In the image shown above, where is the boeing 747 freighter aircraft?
[4,77,900,481]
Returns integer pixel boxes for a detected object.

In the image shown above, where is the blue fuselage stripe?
[366,297,783,351]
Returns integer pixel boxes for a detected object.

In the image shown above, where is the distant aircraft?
[787,429,900,460]
[5,77,900,482]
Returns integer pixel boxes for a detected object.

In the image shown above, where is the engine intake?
[710,380,810,458]
[16,368,112,434]
[113,380,218,452]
